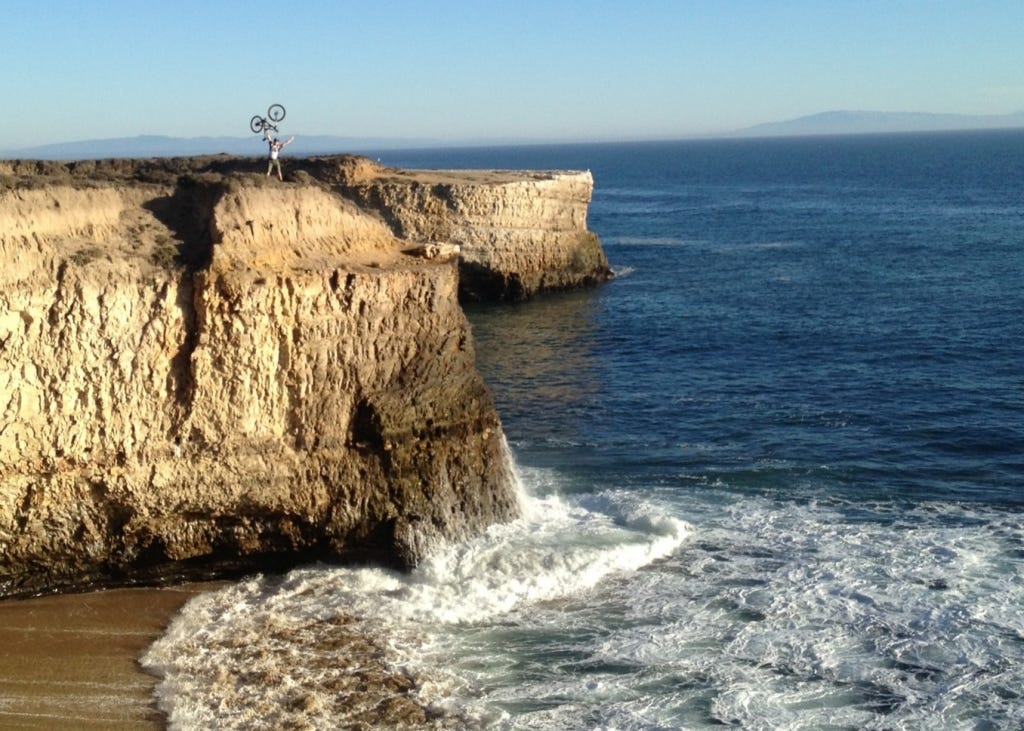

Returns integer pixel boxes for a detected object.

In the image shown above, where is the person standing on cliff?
[265,127,294,180]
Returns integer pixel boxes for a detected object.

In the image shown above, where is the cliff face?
[340,166,613,301]
[0,158,533,597]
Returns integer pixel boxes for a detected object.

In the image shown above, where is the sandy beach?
[0,584,218,730]
[0,580,461,730]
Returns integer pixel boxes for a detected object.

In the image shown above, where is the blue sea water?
[145,131,1024,729]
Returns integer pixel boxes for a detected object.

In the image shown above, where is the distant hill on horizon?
[736,110,1024,138]
[6,111,1024,160]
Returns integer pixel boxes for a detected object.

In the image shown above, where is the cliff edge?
[340,164,613,301]
[0,153,611,597]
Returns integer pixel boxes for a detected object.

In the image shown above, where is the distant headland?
[734,110,1024,138]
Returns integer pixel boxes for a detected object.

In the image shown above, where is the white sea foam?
[142,447,1024,731]
[400,497,1024,731]
[142,462,691,730]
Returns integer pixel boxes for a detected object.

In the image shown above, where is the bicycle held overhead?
[250,103,286,135]
[251,104,294,180]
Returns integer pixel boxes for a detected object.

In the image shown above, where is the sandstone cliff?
[2,155,599,597]
[339,165,613,301]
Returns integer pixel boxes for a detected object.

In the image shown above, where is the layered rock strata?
[339,165,613,301]
[1,156,583,597]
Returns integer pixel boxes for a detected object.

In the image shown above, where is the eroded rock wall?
[342,168,613,301]
[0,174,519,597]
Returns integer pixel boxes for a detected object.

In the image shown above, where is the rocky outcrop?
[339,165,613,301]
[0,157,546,597]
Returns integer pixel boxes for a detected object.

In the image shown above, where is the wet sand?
[0,584,219,730]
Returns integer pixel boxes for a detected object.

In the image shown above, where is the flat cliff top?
[0,154,585,189]
[344,166,589,186]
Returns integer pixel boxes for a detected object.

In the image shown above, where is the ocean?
[143,131,1024,729]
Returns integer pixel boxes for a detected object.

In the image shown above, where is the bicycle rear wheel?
[267,104,286,122]
[250,115,265,134]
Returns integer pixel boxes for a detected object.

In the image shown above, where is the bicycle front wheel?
[250,115,265,134]
[267,104,286,122]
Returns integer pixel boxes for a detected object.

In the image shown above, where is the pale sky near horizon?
[6,0,1023,149]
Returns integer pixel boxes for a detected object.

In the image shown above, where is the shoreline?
[0,583,219,730]
[0,580,462,729]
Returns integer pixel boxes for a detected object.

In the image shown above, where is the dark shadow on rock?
[142,179,219,271]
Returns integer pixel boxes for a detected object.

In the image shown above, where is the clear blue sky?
[6,0,1022,148]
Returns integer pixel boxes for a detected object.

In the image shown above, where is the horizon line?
[5,119,1024,160]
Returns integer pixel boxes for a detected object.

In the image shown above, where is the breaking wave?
[142,463,690,730]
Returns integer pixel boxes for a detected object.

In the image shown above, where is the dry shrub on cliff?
[0,154,392,194]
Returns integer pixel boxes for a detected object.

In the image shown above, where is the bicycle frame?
[249,104,286,135]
